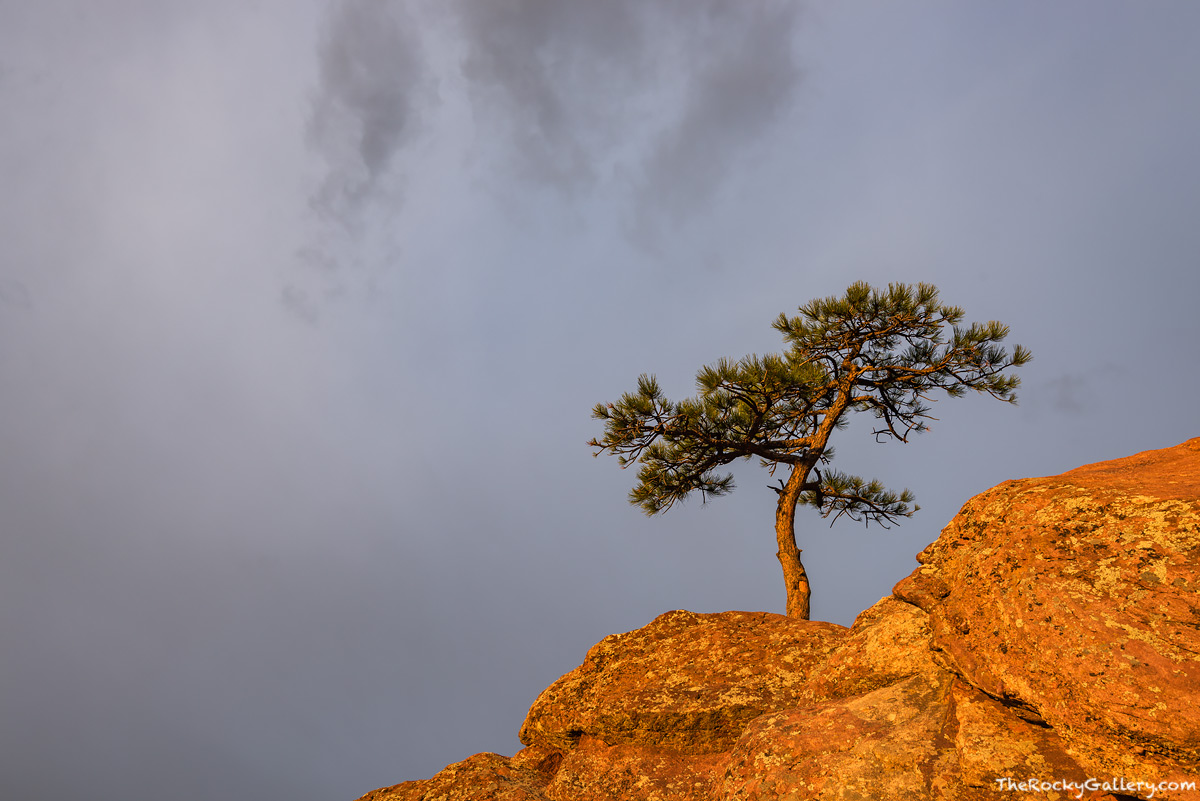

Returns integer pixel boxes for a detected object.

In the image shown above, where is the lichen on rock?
[518,609,846,755]
[894,438,1200,786]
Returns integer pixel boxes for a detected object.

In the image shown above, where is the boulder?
[720,669,1096,801]
[894,437,1200,786]
[797,595,941,702]
[518,609,846,755]
[352,749,556,801]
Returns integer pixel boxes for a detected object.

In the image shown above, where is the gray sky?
[2,2,1198,799]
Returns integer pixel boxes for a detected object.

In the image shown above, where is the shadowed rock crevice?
[356,439,1200,801]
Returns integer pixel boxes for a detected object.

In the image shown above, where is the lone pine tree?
[590,282,1031,619]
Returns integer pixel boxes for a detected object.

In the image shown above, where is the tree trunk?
[775,466,812,619]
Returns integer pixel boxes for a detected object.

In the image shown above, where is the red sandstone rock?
[798,595,941,702]
[894,437,1200,792]
[518,609,846,755]
[721,670,1098,801]
[543,736,724,801]
[353,750,555,801]
[357,439,1200,801]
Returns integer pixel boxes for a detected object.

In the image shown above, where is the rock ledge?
[357,439,1200,801]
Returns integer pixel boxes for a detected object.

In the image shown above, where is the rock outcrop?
[893,438,1200,791]
[357,439,1200,801]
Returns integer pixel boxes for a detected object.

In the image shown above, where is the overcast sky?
[2,2,1199,799]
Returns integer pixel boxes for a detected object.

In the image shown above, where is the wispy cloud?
[454,0,804,215]
[292,0,435,320]
[307,0,432,221]
[635,2,801,227]
[293,0,806,318]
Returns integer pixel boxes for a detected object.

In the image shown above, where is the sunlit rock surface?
[519,609,845,755]
[894,437,1200,790]
[356,438,1200,801]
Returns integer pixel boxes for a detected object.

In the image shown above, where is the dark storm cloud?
[455,0,651,189]
[296,0,434,320]
[633,2,801,224]
[293,0,804,319]
[308,0,431,221]
[295,0,806,318]
[304,0,803,230]
[454,0,803,216]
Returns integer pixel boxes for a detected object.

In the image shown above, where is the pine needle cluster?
[590,281,1031,525]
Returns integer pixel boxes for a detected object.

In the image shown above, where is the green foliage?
[590,282,1030,523]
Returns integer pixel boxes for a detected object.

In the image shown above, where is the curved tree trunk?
[775,466,812,619]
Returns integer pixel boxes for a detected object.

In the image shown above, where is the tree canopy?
[590,281,1031,618]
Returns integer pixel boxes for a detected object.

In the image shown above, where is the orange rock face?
[894,437,1200,788]
[357,439,1200,801]
[720,670,1093,800]
[354,750,556,801]
[519,609,846,755]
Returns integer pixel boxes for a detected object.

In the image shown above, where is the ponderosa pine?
[590,282,1030,619]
